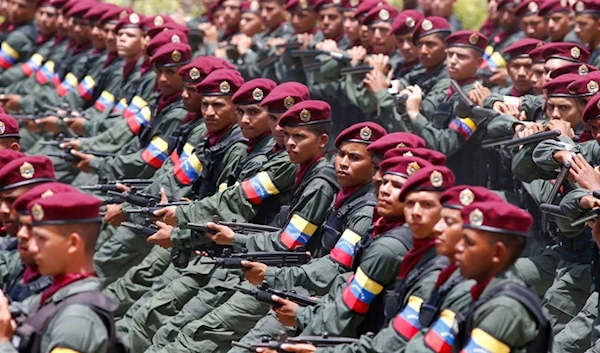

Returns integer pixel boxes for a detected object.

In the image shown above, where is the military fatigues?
[0,20,37,75]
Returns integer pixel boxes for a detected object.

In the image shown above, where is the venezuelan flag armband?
[392,295,425,340]
[279,213,318,250]
[341,267,384,314]
[241,171,280,205]
[459,328,510,353]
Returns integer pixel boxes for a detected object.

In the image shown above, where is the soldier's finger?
[240,260,256,268]
[155,221,168,229]
[153,207,169,217]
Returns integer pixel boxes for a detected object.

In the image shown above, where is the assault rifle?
[232,334,361,351]
[481,129,561,149]
[235,282,318,307]
[125,202,191,215]
[121,221,158,237]
[200,249,310,269]
[48,150,117,163]
[81,179,154,193]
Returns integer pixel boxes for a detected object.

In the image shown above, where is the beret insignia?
[219,81,231,94]
[469,208,484,226]
[31,204,44,222]
[19,162,34,180]
[459,188,475,206]
[430,170,443,187]
[300,109,311,122]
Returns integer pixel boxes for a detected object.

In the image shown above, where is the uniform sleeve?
[42,304,109,353]
[409,112,481,157]
[264,205,374,295]
[244,178,337,252]
[532,138,599,172]
[0,31,34,73]
[343,73,378,114]
[0,251,22,287]
[80,119,135,152]
[372,90,409,133]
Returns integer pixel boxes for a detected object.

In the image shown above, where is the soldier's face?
[546,97,581,127]
[359,24,370,48]
[16,215,35,266]
[446,47,481,81]
[431,0,455,18]
[499,7,519,32]
[283,126,328,165]
[182,83,203,112]
[56,11,68,35]
[377,174,406,220]
[117,28,144,60]
[418,34,447,69]
[508,57,533,94]
[268,112,285,146]
[90,24,107,50]
[343,11,360,42]
[240,13,264,37]
[396,33,418,64]
[335,142,373,189]
[0,186,30,237]
[455,229,502,282]
[418,0,433,15]
[8,0,36,23]
[72,18,92,45]
[404,191,442,239]
[585,119,600,143]
[574,14,600,45]
[433,208,462,261]
[237,104,270,140]
[104,23,118,53]
[547,12,573,42]
[29,225,78,276]
[291,10,318,34]
[155,65,184,97]
[222,0,242,29]
[260,1,285,29]
[202,96,238,133]
[368,22,395,54]
[521,14,548,40]
[530,62,545,94]
[372,157,383,193]
[544,58,569,80]
[36,6,58,35]
[319,7,344,40]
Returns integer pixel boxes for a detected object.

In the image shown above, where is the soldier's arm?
[240,178,337,252]
[0,251,22,287]
[408,113,483,157]
[0,31,34,74]
[79,119,135,152]
[533,138,599,173]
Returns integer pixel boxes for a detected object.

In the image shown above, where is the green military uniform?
[0,250,24,288]
[61,50,110,110]
[0,34,55,88]
[0,20,37,75]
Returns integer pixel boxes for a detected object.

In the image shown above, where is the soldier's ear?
[9,142,19,151]
[491,241,507,264]
[318,133,329,148]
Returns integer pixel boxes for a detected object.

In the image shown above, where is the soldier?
[342,0,361,48]
[0,188,121,353]
[0,0,38,74]
[514,0,548,40]
[572,0,600,67]
[0,114,20,151]
[453,201,549,352]
[391,10,425,79]
[538,0,575,42]
[498,38,542,97]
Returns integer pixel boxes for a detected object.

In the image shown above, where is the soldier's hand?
[296,33,313,51]
[153,206,177,226]
[545,119,574,138]
[23,119,40,133]
[401,85,423,120]
[489,68,508,86]
[366,54,390,76]
[147,221,174,248]
[580,195,600,210]
[279,343,317,353]
[35,116,60,134]
[315,39,340,53]
[71,150,94,173]
[492,101,520,117]
[347,46,367,65]
[467,82,491,107]
[515,121,543,133]
[235,34,253,56]
[114,182,130,193]
[205,222,234,245]
[0,94,21,111]
[201,24,219,43]
[272,295,299,327]
[553,150,574,164]
[64,117,87,136]
[363,70,392,94]
[569,154,600,190]
[59,139,81,150]
[104,204,126,227]
[241,260,268,285]
[0,291,15,342]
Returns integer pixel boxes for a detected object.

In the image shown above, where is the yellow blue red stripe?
[142,137,169,168]
[481,46,506,70]
[123,96,147,119]
[0,42,19,69]
[242,172,280,205]
[94,91,115,112]
[392,296,424,339]
[460,328,510,353]
[280,214,318,250]
[342,267,383,314]
[56,73,78,97]
[449,118,476,139]
[77,75,95,101]
[424,309,457,353]
[330,229,362,268]
[174,153,203,185]
[35,60,55,84]
[113,98,127,113]
[20,53,43,76]
[126,105,152,135]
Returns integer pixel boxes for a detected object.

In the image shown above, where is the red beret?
[141,15,175,30]
[0,156,55,191]
[315,0,344,12]
[573,0,600,14]
[179,56,234,83]
[84,3,117,23]
[461,201,533,237]
[196,69,245,96]
[366,132,426,158]
[383,147,446,165]
[0,150,24,168]
[412,16,451,42]
[543,74,581,97]
[28,191,102,226]
[502,38,544,60]
[242,0,262,13]
[146,30,188,57]
[446,30,488,53]
[343,0,361,11]
[398,165,455,201]
[146,23,191,39]
[528,44,545,63]
[380,156,433,179]
[497,0,520,9]
[514,0,542,16]
[115,10,145,31]
[13,182,77,215]
[539,0,572,15]
[549,63,598,78]
[260,82,310,113]
[66,0,96,18]
[582,92,600,122]
[334,122,387,148]
[541,42,590,63]
[150,43,192,68]
[355,0,388,19]
[278,100,331,127]
[363,4,398,26]
[392,10,425,36]
[440,185,503,210]
[0,114,20,139]
[47,0,70,9]
[232,78,278,105]
[567,71,600,96]
[286,0,316,12]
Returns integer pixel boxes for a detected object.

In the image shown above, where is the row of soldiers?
[0,0,599,352]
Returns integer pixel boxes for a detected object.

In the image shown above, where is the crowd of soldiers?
[0,0,600,352]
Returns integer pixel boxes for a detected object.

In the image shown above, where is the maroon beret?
[582,92,600,122]
[538,0,572,15]
[48,0,70,9]
[278,100,331,127]
[528,44,546,63]
[286,0,317,12]
[260,82,311,113]
[497,0,520,10]
[392,10,425,36]
[383,147,446,165]
[146,23,191,39]
[85,3,117,23]
[440,185,503,210]
[461,201,533,237]
[232,78,278,105]
[412,16,451,42]
[13,182,77,215]
[28,191,102,226]
[61,0,78,14]
[0,156,55,191]
[573,0,600,14]
[355,0,388,20]
[398,165,455,201]
[366,132,426,158]
[514,0,542,16]
[541,42,590,63]
[196,69,245,96]
[150,43,192,68]
[315,0,344,12]
[567,71,600,96]
[0,150,24,168]
[380,156,433,179]
[549,63,598,78]
[141,15,175,30]
[242,0,262,12]
[343,0,361,11]
[66,0,96,18]
[179,57,233,83]
[543,73,582,97]
[334,122,387,148]
[0,114,20,139]
[146,30,188,57]
[115,9,144,31]
[446,30,488,53]
[502,38,544,60]
[363,4,398,26]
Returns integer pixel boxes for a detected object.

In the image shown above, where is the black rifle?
[121,221,158,237]
[81,179,154,193]
[171,243,234,268]
[48,150,117,163]
[186,217,280,234]
[232,334,361,351]
[450,79,500,121]
[235,282,318,307]
[125,202,191,215]
[546,162,571,204]
[290,49,351,61]
[339,65,372,76]
[593,191,600,200]
[200,249,310,269]
[481,130,561,149]
[539,203,569,219]
[570,209,600,227]
[105,190,161,207]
